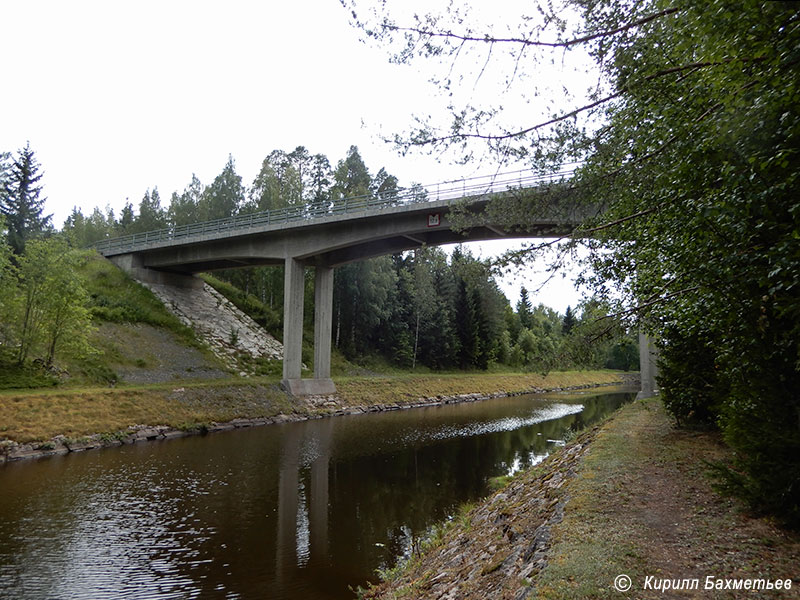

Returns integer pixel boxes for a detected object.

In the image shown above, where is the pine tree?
[130,188,167,233]
[117,201,135,234]
[562,305,576,336]
[454,277,478,369]
[202,155,244,220]
[0,143,52,254]
[516,287,533,330]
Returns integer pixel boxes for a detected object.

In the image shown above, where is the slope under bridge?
[95,168,654,397]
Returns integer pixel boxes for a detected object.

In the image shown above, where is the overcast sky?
[2,0,586,313]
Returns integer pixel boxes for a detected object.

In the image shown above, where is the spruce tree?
[516,287,533,330]
[562,305,576,336]
[0,143,52,254]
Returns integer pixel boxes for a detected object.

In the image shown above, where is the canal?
[0,387,634,599]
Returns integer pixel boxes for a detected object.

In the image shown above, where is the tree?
[117,201,135,234]
[0,218,17,345]
[130,188,167,233]
[516,287,532,330]
[332,145,371,199]
[309,153,332,204]
[562,305,576,336]
[346,0,800,524]
[168,174,204,226]
[453,277,477,369]
[11,239,94,365]
[62,206,115,247]
[202,155,244,220]
[0,143,52,254]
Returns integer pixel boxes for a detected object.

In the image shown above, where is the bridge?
[95,168,657,397]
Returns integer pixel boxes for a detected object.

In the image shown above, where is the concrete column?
[282,257,305,382]
[636,331,660,400]
[313,266,334,380]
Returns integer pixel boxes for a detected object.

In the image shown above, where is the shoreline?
[0,376,636,465]
[362,398,800,599]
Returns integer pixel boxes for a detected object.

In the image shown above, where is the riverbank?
[361,398,800,600]
[0,370,630,464]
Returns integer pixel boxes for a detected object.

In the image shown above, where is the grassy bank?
[368,398,800,599]
[0,370,623,444]
[335,370,625,406]
[536,399,799,599]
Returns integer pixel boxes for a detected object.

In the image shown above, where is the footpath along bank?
[361,398,800,600]
[0,370,628,464]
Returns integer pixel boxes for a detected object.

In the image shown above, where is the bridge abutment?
[109,253,203,289]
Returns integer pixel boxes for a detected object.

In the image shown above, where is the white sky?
[2,0,586,313]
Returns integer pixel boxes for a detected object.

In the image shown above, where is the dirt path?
[366,399,800,599]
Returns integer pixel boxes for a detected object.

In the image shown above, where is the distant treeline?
[1,142,637,379]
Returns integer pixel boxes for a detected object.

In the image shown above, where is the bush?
[0,349,58,389]
[658,324,725,427]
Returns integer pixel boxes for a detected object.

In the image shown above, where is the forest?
[0,142,637,383]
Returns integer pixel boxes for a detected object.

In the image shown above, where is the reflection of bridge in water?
[94,168,657,398]
[276,419,332,585]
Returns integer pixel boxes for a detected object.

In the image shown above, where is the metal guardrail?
[93,167,575,256]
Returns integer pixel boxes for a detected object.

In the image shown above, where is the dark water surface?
[0,387,634,599]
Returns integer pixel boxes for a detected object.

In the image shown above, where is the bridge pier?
[313,266,334,380]
[281,258,336,396]
[636,331,659,400]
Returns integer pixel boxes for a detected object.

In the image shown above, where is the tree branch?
[402,59,766,147]
[384,7,682,49]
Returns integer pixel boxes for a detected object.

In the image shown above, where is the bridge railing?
[93,167,575,255]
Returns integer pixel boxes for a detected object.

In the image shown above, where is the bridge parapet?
[94,168,575,257]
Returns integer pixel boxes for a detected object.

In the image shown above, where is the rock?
[134,428,163,441]
[144,281,283,372]
[65,438,103,452]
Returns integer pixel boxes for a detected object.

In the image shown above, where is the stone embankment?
[145,281,283,371]
[360,427,601,600]
[0,381,630,464]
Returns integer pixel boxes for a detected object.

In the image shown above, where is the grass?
[81,251,198,344]
[535,398,800,599]
[335,370,624,406]
[0,350,59,390]
[0,379,292,443]
[0,370,625,444]
[535,400,651,599]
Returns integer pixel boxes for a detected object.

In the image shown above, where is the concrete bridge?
[95,168,657,397]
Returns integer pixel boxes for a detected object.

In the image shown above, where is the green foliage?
[0,143,52,255]
[81,252,197,342]
[604,340,638,372]
[11,238,96,365]
[62,205,117,247]
[0,348,57,389]
[127,188,167,234]
[201,154,244,221]
[657,323,723,426]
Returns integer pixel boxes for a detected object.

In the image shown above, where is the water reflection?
[0,388,634,599]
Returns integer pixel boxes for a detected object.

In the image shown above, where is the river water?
[0,387,634,599]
